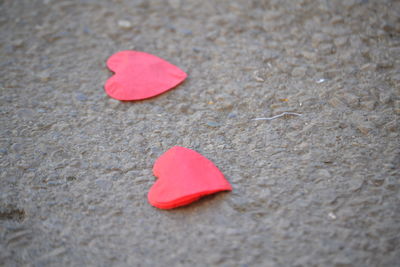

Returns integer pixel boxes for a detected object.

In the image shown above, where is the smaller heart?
[148,146,232,209]
[105,50,187,100]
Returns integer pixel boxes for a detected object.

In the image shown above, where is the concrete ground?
[1,0,399,266]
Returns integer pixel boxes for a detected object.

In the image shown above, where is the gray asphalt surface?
[1,0,399,266]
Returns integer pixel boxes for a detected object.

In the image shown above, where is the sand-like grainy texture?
[1,0,399,266]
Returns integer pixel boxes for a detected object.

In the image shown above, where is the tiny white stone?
[328,212,337,220]
[117,20,132,29]
[254,76,264,82]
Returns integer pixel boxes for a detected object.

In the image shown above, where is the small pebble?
[291,66,307,77]
[95,179,113,191]
[47,180,62,186]
[372,178,385,187]
[357,123,373,135]
[117,20,132,29]
[379,91,392,104]
[253,74,264,82]
[319,43,335,54]
[360,63,376,71]
[12,39,24,48]
[66,176,76,182]
[302,51,317,61]
[315,169,331,181]
[76,93,88,102]
[192,47,201,53]
[206,121,220,128]
[344,93,359,108]
[394,100,400,114]
[334,37,347,47]
[330,16,344,24]
[262,50,278,62]
[37,72,50,82]
[227,112,237,119]
[328,97,346,108]
[328,212,337,220]
[312,33,331,48]
[83,26,91,34]
[348,176,364,192]
[391,73,400,83]
[180,29,192,35]
[360,100,376,111]
[384,120,398,132]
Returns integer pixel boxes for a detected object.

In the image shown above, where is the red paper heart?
[104,50,187,100]
[148,146,232,209]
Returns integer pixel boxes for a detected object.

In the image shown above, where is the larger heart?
[148,146,232,209]
[105,50,187,100]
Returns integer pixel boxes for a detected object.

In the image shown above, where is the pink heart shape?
[105,50,187,100]
[148,146,232,209]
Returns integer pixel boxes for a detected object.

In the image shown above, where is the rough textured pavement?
[1,0,399,266]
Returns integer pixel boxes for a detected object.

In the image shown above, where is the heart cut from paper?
[148,146,232,209]
[105,50,187,100]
